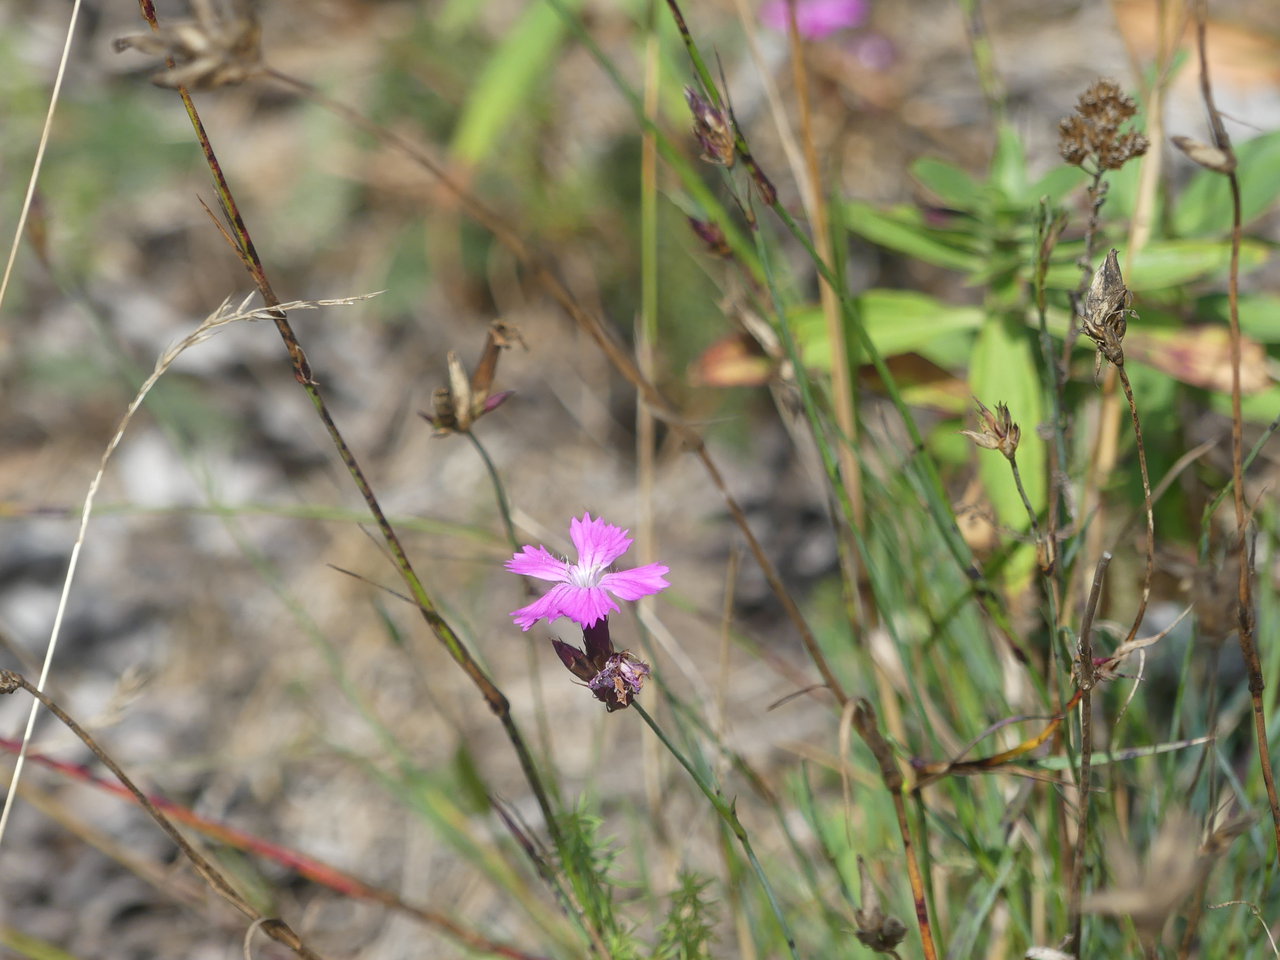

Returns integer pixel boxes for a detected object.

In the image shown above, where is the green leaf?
[1211,384,1280,423]
[1173,130,1280,236]
[989,122,1028,203]
[1042,239,1270,291]
[912,157,984,211]
[1199,293,1280,343]
[791,290,982,369]
[1029,164,1088,205]
[1098,159,1143,224]
[844,201,981,272]
[450,1,579,164]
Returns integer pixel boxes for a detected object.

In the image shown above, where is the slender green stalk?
[467,431,519,552]
[632,703,801,960]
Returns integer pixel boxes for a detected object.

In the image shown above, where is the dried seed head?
[589,651,651,711]
[420,321,521,436]
[1058,79,1150,171]
[687,217,732,258]
[114,6,261,90]
[961,399,1021,461]
[853,856,908,954]
[1080,248,1132,369]
[685,87,736,167]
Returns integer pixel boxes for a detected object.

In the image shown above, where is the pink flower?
[760,0,868,39]
[506,513,669,630]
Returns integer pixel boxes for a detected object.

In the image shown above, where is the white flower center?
[570,562,604,588]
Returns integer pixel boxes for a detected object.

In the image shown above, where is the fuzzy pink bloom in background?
[506,513,669,630]
[761,0,868,39]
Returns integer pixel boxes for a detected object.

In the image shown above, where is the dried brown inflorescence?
[684,87,736,168]
[687,217,732,258]
[961,399,1021,461]
[552,620,651,712]
[420,321,522,436]
[1058,80,1150,171]
[114,1,261,90]
[1080,248,1132,371]
[853,856,907,955]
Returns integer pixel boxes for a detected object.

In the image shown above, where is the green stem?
[633,702,800,959]
[467,431,519,551]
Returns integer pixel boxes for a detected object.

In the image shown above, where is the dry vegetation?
[2,1,1280,958]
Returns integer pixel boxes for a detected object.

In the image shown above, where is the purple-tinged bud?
[688,217,732,258]
[685,87,736,167]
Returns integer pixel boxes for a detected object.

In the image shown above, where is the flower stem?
[632,702,800,960]
[466,431,519,552]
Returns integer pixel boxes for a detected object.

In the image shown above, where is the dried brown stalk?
[1179,0,1280,866]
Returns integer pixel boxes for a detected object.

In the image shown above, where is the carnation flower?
[506,513,669,630]
[760,0,868,40]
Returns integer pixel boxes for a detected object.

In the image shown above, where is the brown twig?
[849,699,939,960]
[1068,552,1111,951]
[784,0,864,566]
[0,671,327,960]
[1114,365,1155,644]
[1185,1,1280,864]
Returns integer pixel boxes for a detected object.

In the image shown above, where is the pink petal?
[570,513,633,569]
[510,590,569,631]
[557,583,619,627]
[761,0,867,39]
[505,545,571,582]
[599,564,670,601]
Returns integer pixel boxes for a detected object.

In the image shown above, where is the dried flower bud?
[1171,135,1236,174]
[589,652,651,711]
[1080,248,1132,369]
[687,217,732,257]
[853,856,907,954]
[685,87,736,167]
[1058,79,1149,171]
[114,8,261,90]
[420,321,522,436]
[550,620,651,711]
[748,160,778,207]
[961,399,1021,461]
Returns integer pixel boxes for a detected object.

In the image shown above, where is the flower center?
[570,562,604,588]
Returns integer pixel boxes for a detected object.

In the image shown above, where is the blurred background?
[1,0,1278,957]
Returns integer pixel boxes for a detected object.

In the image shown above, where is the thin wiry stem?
[1187,0,1280,862]
[1008,453,1045,559]
[784,0,864,558]
[466,431,519,552]
[0,0,86,851]
[1068,552,1110,952]
[632,702,801,960]
[258,60,844,708]
[0,737,548,960]
[1115,366,1154,644]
